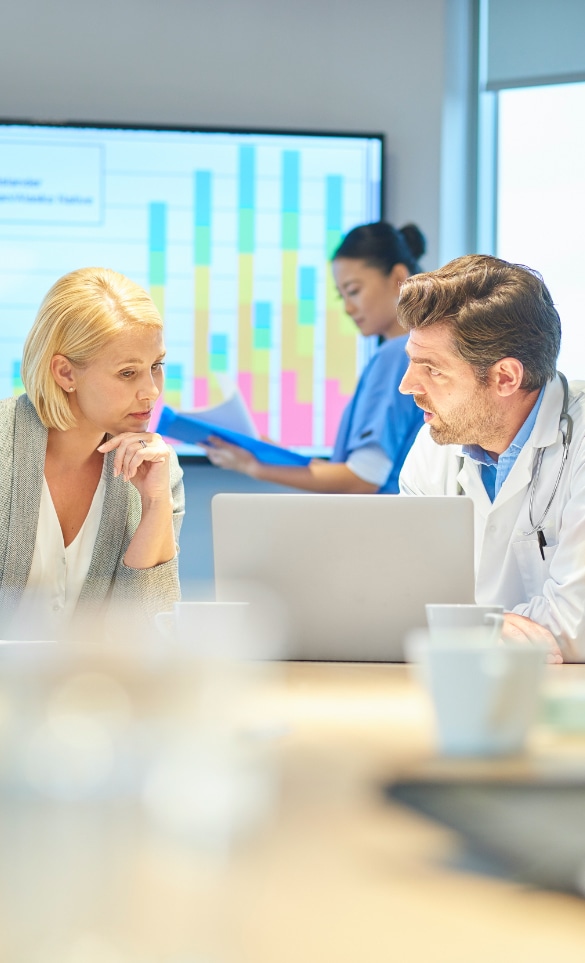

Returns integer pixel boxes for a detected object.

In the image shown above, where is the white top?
[346,443,392,486]
[16,463,106,639]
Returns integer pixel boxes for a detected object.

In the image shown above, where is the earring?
[68,387,75,392]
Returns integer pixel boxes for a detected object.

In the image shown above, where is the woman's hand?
[502,612,563,664]
[97,432,171,502]
[200,436,260,477]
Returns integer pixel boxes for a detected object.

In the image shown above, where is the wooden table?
[4,659,585,962]
[211,662,585,963]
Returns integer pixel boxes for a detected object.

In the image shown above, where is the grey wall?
[0,0,474,586]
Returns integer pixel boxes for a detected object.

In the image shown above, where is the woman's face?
[63,327,166,437]
[331,258,406,339]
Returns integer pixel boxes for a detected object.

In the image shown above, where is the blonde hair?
[22,267,163,430]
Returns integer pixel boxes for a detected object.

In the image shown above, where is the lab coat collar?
[529,375,565,450]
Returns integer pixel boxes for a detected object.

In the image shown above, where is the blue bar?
[326,176,343,231]
[211,333,228,355]
[12,360,21,379]
[254,302,272,329]
[239,146,255,209]
[299,266,316,301]
[195,171,212,226]
[149,202,166,252]
[166,363,182,380]
[282,151,300,213]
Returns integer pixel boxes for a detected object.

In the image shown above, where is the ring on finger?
[138,439,148,449]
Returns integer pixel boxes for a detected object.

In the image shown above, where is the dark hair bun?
[399,223,426,261]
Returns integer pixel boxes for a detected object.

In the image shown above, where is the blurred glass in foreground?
[0,591,284,962]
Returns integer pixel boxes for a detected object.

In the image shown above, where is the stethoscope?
[523,372,573,558]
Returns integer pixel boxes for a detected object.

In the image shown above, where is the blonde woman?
[0,267,184,640]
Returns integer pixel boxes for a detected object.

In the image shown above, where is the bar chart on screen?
[0,123,382,454]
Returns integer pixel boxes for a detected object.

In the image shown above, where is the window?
[496,82,585,380]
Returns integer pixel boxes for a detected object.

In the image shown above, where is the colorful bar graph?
[280,150,313,447]
[193,170,216,406]
[324,174,355,446]
[149,202,166,319]
[12,360,23,396]
[164,362,183,409]
[210,333,228,372]
[237,146,269,435]
[141,146,367,452]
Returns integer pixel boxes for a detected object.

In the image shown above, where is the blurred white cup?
[407,632,546,756]
[155,601,250,659]
[426,603,505,645]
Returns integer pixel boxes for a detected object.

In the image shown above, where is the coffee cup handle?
[485,611,504,642]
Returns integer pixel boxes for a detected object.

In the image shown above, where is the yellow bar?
[195,266,210,310]
[252,349,270,376]
[239,254,254,305]
[282,252,297,305]
[238,303,253,371]
[297,356,313,403]
[150,285,164,319]
[252,371,269,410]
[296,324,314,358]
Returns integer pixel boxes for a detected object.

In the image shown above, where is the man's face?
[399,324,505,448]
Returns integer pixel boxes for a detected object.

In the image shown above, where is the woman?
[203,221,425,493]
[0,267,184,640]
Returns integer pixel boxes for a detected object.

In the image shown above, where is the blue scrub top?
[331,335,424,494]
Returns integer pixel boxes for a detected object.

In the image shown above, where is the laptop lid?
[212,493,475,662]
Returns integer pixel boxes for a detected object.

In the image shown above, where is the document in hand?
[156,406,312,466]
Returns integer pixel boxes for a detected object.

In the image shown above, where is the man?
[397,254,585,663]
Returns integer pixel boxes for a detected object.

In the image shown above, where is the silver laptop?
[212,493,475,662]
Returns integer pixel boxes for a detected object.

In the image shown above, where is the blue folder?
[156,406,312,466]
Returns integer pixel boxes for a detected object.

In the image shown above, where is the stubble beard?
[416,392,506,449]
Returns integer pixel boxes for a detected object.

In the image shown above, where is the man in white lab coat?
[398,254,585,663]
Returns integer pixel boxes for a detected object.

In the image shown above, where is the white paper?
[186,375,260,439]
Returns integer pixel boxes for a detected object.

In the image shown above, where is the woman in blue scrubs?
[204,221,425,493]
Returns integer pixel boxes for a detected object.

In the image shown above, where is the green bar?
[282,211,299,251]
[195,226,211,265]
[326,228,342,260]
[166,378,182,392]
[298,300,316,326]
[253,328,271,350]
[210,354,228,373]
[239,209,254,253]
[149,251,165,286]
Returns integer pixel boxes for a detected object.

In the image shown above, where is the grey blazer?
[0,394,184,637]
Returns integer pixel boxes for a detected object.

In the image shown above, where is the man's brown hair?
[397,254,561,390]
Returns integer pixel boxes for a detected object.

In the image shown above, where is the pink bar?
[238,373,269,437]
[281,371,313,446]
[149,395,165,430]
[254,411,269,437]
[194,377,208,408]
[238,372,253,411]
[325,379,351,447]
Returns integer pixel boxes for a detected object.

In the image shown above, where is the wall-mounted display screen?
[0,121,383,454]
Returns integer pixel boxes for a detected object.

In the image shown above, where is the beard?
[413,389,506,448]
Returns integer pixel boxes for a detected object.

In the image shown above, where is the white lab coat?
[399,376,585,662]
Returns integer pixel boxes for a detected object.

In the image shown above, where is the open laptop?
[212,493,475,662]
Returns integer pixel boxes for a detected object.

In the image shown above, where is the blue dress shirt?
[462,387,545,502]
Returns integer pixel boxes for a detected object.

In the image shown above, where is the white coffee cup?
[408,633,546,756]
[426,603,505,645]
[155,601,250,659]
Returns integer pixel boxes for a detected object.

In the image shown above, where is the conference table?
[212,660,585,963]
[3,656,585,961]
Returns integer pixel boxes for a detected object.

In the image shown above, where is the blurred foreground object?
[0,637,280,962]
